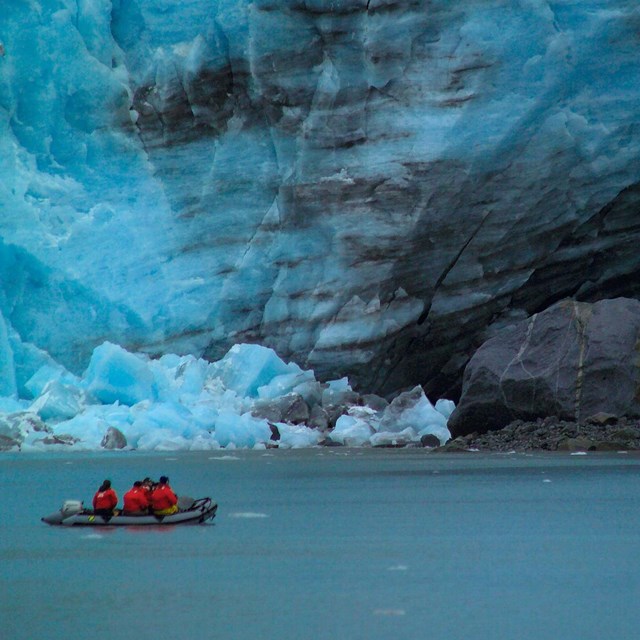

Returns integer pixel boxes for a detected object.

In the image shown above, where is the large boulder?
[251,393,310,425]
[448,298,640,436]
[101,426,128,450]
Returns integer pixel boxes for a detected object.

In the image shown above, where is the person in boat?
[93,479,118,518]
[141,477,155,513]
[141,477,155,498]
[122,480,150,516]
[150,476,178,515]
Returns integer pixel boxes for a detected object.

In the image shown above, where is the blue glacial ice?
[0,342,452,452]
[2,0,640,403]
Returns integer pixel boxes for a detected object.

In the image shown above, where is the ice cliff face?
[1,0,640,399]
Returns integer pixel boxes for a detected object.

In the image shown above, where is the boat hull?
[42,498,217,526]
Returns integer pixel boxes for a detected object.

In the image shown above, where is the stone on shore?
[101,426,127,450]
[448,298,640,437]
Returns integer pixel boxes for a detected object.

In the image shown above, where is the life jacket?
[123,487,149,512]
[93,488,118,510]
[150,484,177,511]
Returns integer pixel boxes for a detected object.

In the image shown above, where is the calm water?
[1,449,639,640]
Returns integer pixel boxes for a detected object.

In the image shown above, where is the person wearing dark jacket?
[150,476,178,515]
[93,479,118,517]
[122,481,149,515]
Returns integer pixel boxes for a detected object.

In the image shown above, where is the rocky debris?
[432,438,471,453]
[449,298,640,437]
[268,423,281,441]
[362,394,389,413]
[0,411,52,449]
[36,434,79,446]
[101,426,127,450]
[251,393,310,425]
[585,412,618,426]
[308,405,330,431]
[0,434,20,451]
[379,386,424,431]
[322,404,351,430]
[443,416,640,452]
[371,428,416,448]
[318,437,344,447]
[420,434,441,448]
[265,422,282,448]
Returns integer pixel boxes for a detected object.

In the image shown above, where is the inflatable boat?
[42,497,217,526]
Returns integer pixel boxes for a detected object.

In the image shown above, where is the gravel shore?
[439,414,640,453]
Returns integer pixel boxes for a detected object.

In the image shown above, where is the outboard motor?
[41,499,83,525]
[62,500,83,516]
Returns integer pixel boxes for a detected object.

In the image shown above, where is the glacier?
[1,0,640,419]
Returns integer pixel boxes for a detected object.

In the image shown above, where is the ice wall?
[1,0,639,399]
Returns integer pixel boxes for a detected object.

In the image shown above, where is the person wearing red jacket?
[92,479,118,517]
[123,480,150,515]
[141,477,154,503]
[150,476,178,515]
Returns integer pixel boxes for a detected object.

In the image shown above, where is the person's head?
[100,479,111,491]
[133,481,143,487]
[159,476,169,485]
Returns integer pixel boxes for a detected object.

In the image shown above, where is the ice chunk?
[322,377,356,406]
[370,428,417,447]
[25,363,79,399]
[330,414,374,446]
[0,397,30,413]
[136,429,192,451]
[435,398,456,419]
[28,380,86,421]
[275,423,321,448]
[209,344,307,398]
[380,386,451,444]
[47,413,110,450]
[257,370,316,400]
[213,409,272,448]
[83,342,158,406]
[151,354,209,402]
[0,314,17,397]
[125,400,206,449]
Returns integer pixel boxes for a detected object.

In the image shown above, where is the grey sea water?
[1,449,639,640]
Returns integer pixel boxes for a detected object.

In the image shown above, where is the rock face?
[2,2,640,399]
[448,298,640,437]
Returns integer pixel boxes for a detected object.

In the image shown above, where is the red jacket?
[150,484,177,510]
[93,488,118,510]
[123,487,149,512]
